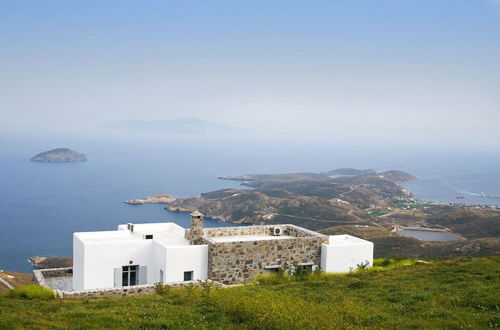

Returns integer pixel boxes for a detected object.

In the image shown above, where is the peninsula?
[31,148,87,163]
[130,168,499,259]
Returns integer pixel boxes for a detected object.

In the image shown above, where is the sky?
[1,0,499,147]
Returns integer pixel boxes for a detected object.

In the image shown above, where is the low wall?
[59,280,222,299]
[203,225,274,237]
[33,267,73,289]
[203,224,327,239]
[285,225,328,238]
[33,267,222,299]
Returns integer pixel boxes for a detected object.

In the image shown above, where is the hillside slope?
[1,258,498,329]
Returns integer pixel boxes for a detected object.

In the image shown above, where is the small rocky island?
[126,194,176,205]
[31,148,87,163]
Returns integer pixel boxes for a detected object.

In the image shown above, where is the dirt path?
[0,277,14,290]
[277,213,365,224]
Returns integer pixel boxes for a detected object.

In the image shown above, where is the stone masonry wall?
[34,267,222,299]
[203,225,273,237]
[206,236,328,284]
[58,280,222,299]
[203,224,328,239]
[39,268,73,278]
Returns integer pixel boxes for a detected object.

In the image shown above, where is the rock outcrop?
[30,257,73,269]
[126,194,176,205]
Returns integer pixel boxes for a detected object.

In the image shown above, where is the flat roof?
[327,234,373,246]
[208,235,294,243]
[75,222,190,246]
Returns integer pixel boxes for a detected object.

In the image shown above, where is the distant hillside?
[30,148,87,163]
[133,168,498,258]
[167,188,371,229]
[377,170,417,182]
[104,117,236,135]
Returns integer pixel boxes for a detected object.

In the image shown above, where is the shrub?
[154,282,170,296]
[356,260,370,270]
[8,285,55,300]
[292,263,313,278]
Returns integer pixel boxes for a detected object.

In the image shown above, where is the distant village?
[390,197,500,211]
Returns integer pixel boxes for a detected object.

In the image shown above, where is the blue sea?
[1,137,499,273]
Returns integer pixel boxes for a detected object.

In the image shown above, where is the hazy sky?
[1,0,499,146]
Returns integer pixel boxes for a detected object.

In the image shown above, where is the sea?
[1,136,499,273]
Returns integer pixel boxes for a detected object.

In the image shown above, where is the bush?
[8,285,55,300]
[154,282,171,296]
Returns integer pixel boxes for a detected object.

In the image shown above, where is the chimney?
[188,210,204,244]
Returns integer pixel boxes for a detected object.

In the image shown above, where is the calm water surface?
[398,229,460,242]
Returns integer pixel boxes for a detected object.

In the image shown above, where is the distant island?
[30,148,87,163]
[125,194,176,205]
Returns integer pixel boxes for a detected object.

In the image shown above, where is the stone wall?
[39,267,73,278]
[203,225,272,237]
[284,225,327,238]
[206,235,328,284]
[58,280,222,299]
[203,224,326,239]
[34,267,222,299]
[202,224,328,284]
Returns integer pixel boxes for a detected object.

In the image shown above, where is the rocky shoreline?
[30,256,72,269]
[125,194,176,205]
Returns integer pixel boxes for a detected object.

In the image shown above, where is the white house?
[73,222,208,291]
[73,211,373,291]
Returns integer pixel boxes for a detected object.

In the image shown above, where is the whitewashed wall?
[75,238,154,290]
[72,235,85,291]
[73,231,208,290]
[164,245,208,283]
[320,235,374,273]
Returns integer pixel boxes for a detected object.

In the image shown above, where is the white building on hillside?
[73,222,207,291]
[73,211,373,291]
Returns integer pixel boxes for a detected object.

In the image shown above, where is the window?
[295,264,314,275]
[160,269,164,283]
[265,267,281,274]
[122,265,138,286]
[145,234,153,239]
[183,271,193,281]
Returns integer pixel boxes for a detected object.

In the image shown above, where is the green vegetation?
[1,258,499,329]
[4,284,55,300]
[368,211,387,216]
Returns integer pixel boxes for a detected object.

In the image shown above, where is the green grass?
[4,284,55,300]
[368,211,387,217]
[1,257,499,329]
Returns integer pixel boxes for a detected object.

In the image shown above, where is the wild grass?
[0,257,498,329]
[4,284,55,300]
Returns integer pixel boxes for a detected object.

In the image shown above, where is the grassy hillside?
[1,257,499,329]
